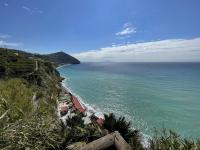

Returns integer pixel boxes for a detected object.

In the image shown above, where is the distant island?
[0,48,200,150]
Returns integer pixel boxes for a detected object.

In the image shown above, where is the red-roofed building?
[96,118,104,126]
[71,96,86,113]
[59,102,68,116]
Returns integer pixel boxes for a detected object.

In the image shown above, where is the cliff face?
[0,48,64,115]
[0,48,64,149]
[0,48,104,150]
[0,48,63,107]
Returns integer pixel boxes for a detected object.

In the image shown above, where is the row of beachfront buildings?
[58,86,104,126]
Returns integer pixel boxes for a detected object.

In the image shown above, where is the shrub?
[103,113,143,149]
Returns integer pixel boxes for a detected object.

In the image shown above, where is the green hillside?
[0,48,64,149]
[0,48,80,67]
[44,51,80,66]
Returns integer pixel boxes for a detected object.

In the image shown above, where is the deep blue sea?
[58,62,200,138]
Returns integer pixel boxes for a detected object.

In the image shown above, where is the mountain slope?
[44,51,80,66]
[0,48,80,67]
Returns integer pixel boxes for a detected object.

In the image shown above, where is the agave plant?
[103,113,143,149]
[103,113,132,138]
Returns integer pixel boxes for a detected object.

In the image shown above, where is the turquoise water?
[58,62,200,138]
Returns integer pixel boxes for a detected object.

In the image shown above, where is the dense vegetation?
[0,48,64,149]
[103,113,143,149]
[0,48,80,69]
[44,51,80,66]
[0,48,34,78]
[0,48,200,150]
[0,79,61,149]
[0,48,103,149]
[103,114,200,150]
[0,79,105,149]
[149,129,200,150]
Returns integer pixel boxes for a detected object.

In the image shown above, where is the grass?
[0,78,104,149]
[103,113,200,150]
[1,79,200,150]
[149,129,200,150]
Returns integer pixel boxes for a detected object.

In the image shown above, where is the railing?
[80,131,132,150]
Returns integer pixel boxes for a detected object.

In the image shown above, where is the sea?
[58,62,200,139]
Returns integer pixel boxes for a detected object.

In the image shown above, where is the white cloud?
[37,10,43,14]
[22,6,31,12]
[116,22,136,36]
[22,6,43,14]
[0,34,10,39]
[4,3,8,7]
[123,22,132,28]
[116,27,136,36]
[73,38,200,62]
[0,40,22,47]
[34,8,43,14]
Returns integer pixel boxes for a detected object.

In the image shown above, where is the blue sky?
[1,0,200,61]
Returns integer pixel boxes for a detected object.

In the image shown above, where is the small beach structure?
[94,112,105,126]
[58,102,68,116]
[71,95,86,113]
[96,118,104,126]
[60,86,105,126]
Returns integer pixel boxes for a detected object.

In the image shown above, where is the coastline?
[60,75,150,148]
[56,63,104,119]
[60,81,105,120]
[56,64,72,69]
[57,64,151,148]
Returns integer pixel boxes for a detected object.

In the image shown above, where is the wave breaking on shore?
[61,77,151,148]
[62,78,104,119]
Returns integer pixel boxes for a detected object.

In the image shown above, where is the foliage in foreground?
[0,78,60,149]
[0,79,105,149]
[103,113,143,149]
[149,129,200,150]
[103,113,200,150]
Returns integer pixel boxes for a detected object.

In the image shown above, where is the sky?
[0,0,200,62]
